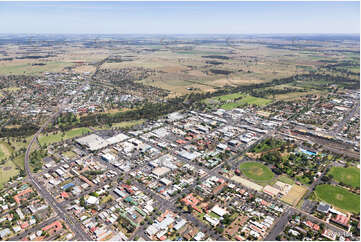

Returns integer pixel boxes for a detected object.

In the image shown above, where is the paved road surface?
[24,84,91,241]
[264,208,293,241]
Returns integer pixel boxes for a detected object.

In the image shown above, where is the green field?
[315,184,360,213]
[63,151,77,159]
[12,153,25,170]
[220,95,272,110]
[0,160,19,188]
[204,93,272,110]
[38,127,91,146]
[0,148,4,159]
[328,166,360,188]
[94,120,144,130]
[215,93,243,101]
[239,162,274,182]
[278,174,295,185]
[0,142,12,159]
[0,61,72,75]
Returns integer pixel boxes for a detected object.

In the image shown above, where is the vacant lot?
[315,184,360,213]
[239,162,274,182]
[328,166,360,188]
[281,184,307,206]
[38,127,91,146]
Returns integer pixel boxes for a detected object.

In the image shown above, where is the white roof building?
[152,167,170,178]
[211,205,228,217]
[194,232,205,241]
[86,196,99,205]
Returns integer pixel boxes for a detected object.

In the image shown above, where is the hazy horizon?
[0,1,359,34]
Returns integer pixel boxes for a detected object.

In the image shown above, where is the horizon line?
[0,33,360,35]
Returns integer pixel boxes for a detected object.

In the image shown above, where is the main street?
[334,100,360,134]
[24,83,91,241]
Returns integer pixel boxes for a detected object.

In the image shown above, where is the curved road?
[24,90,91,241]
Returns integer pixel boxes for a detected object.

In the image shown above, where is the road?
[8,216,59,241]
[303,162,334,200]
[264,208,293,241]
[334,100,360,134]
[24,84,91,241]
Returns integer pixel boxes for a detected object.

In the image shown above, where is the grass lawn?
[315,184,360,214]
[38,127,91,146]
[209,211,221,219]
[0,160,19,188]
[296,176,312,185]
[204,93,272,110]
[221,102,245,110]
[0,142,12,159]
[239,162,274,182]
[193,210,207,223]
[220,95,272,110]
[278,174,295,185]
[12,153,25,170]
[328,166,360,188]
[94,120,144,130]
[215,93,243,101]
[63,151,77,159]
[100,195,113,205]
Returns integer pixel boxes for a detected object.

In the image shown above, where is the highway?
[24,84,91,241]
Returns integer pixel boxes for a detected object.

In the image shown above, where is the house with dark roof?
[316,202,330,214]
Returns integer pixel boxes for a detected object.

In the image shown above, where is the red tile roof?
[61,192,69,198]
[21,222,29,229]
[331,214,349,227]
[42,220,63,234]
[14,188,33,205]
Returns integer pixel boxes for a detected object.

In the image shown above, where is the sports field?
[239,162,274,182]
[315,184,360,213]
[328,166,360,188]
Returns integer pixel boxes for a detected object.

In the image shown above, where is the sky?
[0,1,359,34]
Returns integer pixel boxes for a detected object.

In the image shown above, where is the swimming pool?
[299,148,316,156]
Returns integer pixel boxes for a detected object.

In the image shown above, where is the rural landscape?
[0,1,360,241]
